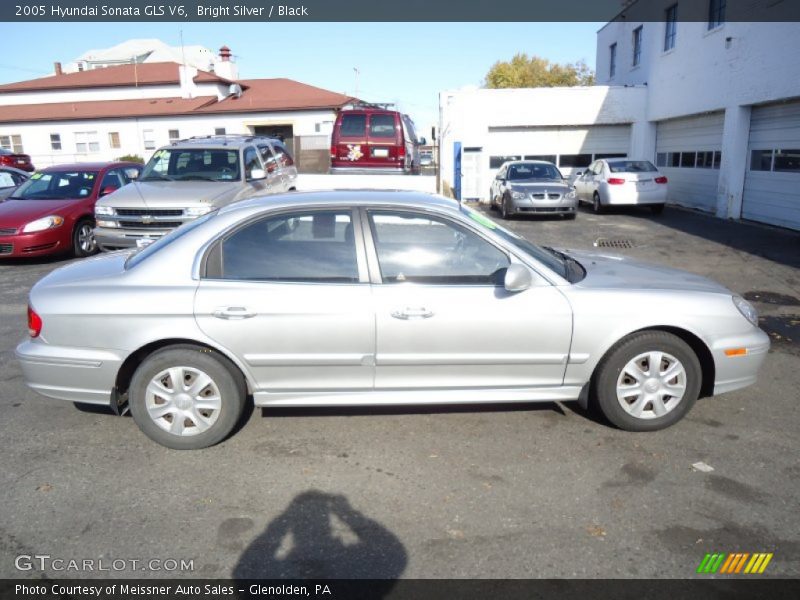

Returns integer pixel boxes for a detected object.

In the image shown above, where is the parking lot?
[0,202,798,579]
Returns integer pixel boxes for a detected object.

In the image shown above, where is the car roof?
[170,135,282,149]
[604,158,639,163]
[218,190,461,216]
[505,160,557,166]
[39,162,136,171]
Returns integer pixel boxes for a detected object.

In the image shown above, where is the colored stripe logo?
[697,552,773,574]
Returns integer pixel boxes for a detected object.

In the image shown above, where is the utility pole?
[353,67,360,100]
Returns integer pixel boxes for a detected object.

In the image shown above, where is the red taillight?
[27,305,42,338]
[0,155,12,167]
[607,177,626,185]
[330,145,336,159]
[655,176,668,184]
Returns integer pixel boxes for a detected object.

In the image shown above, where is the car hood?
[100,180,240,208]
[0,198,78,229]
[509,180,571,192]
[565,249,732,294]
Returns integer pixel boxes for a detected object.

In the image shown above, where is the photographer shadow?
[233,490,407,591]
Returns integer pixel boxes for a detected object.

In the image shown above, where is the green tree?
[484,53,595,88]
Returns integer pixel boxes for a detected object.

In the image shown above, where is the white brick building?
[440,2,800,230]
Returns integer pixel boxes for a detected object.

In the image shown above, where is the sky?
[0,22,602,129]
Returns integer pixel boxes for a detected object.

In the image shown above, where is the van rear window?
[340,114,366,137]
[369,115,397,138]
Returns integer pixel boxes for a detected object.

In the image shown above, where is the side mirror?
[418,137,427,146]
[248,168,266,181]
[504,264,533,292]
[99,186,118,197]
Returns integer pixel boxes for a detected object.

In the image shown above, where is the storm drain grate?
[594,238,635,249]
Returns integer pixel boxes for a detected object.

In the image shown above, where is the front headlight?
[733,296,759,326]
[96,220,118,228]
[22,216,64,233]
[510,191,525,199]
[185,206,213,217]
[566,190,576,199]
[95,205,114,216]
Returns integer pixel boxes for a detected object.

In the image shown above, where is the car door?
[492,166,506,202]
[194,208,374,392]
[574,162,594,200]
[257,143,284,192]
[242,146,269,198]
[363,208,573,389]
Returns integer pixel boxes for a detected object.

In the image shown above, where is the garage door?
[742,101,800,231]
[656,112,724,212]
[486,125,630,176]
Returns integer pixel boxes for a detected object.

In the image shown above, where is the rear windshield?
[339,114,366,137]
[369,114,397,138]
[608,160,657,173]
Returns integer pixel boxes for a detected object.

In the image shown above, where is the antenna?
[353,67,360,99]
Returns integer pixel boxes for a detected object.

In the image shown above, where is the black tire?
[564,213,577,220]
[651,204,665,215]
[72,219,97,258]
[489,191,498,210]
[593,331,701,432]
[592,192,604,215]
[129,346,246,449]
[501,196,512,220]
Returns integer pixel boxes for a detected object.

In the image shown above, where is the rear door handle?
[213,306,256,320]
[391,307,434,320]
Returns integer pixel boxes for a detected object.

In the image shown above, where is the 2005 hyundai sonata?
[17,191,769,449]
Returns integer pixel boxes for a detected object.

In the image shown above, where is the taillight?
[607,177,626,185]
[0,155,11,166]
[27,305,42,338]
[655,176,668,184]
[330,145,336,159]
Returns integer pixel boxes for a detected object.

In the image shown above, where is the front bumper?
[509,195,578,215]
[711,327,771,395]
[16,340,124,405]
[95,226,168,250]
[0,228,67,258]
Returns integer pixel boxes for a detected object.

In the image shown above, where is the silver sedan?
[17,191,769,449]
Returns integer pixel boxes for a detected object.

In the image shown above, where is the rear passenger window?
[369,115,397,138]
[218,211,358,283]
[340,114,366,137]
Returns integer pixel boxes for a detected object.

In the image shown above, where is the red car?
[0,148,34,172]
[0,162,141,259]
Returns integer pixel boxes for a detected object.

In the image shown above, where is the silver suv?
[94,135,297,250]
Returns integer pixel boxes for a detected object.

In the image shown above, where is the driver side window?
[368,211,510,285]
[243,147,262,180]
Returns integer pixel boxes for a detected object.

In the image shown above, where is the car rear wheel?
[593,331,701,432]
[651,204,665,215]
[592,192,604,214]
[72,219,96,258]
[129,346,246,449]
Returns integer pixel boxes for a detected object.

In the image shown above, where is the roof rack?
[173,134,278,146]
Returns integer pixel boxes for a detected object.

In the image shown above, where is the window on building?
[668,152,681,168]
[558,154,593,168]
[75,131,99,154]
[0,134,24,153]
[108,132,121,149]
[169,129,180,143]
[214,127,226,136]
[714,151,722,168]
[489,155,522,169]
[609,43,617,78]
[143,129,156,150]
[632,26,643,67]
[697,151,715,168]
[750,150,772,171]
[50,134,62,151]
[656,153,667,167]
[594,153,627,160]
[680,151,697,168]
[664,5,678,51]
[708,0,726,30]
[524,155,557,164]
[773,149,800,173]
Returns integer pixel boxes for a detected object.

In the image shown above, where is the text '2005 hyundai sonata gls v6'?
[17,191,769,449]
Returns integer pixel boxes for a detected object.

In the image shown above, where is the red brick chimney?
[54,62,63,76]
[219,46,231,62]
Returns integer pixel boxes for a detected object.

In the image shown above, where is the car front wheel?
[501,196,512,219]
[129,346,246,449]
[72,219,97,257]
[593,331,701,431]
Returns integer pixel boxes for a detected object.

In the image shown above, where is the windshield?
[141,148,240,182]
[126,211,217,269]
[460,205,584,282]
[508,163,563,181]
[12,171,98,200]
[608,160,657,173]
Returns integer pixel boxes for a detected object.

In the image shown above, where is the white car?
[574,158,668,214]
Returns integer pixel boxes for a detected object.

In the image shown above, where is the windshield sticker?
[466,209,498,230]
[30,173,42,180]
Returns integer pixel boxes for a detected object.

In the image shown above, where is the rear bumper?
[603,186,668,206]
[16,340,123,405]
[711,327,770,395]
[0,229,67,258]
[95,226,168,250]
[330,166,408,175]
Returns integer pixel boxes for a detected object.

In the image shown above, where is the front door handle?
[213,306,256,320]
[391,307,434,320]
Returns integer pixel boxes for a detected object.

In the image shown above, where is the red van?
[330,109,424,174]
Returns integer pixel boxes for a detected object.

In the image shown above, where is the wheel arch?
[113,338,254,408]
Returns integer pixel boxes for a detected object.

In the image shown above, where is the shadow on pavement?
[233,490,406,588]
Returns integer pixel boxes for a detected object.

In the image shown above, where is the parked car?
[0,162,141,259]
[0,165,30,201]
[0,148,34,172]
[330,109,425,174]
[420,151,434,167]
[17,191,769,449]
[94,135,297,251]
[490,160,577,220]
[574,158,668,214]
